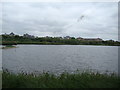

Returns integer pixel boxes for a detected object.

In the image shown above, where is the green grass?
[2,45,17,49]
[2,71,120,88]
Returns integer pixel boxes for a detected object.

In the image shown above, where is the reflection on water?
[2,45,118,74]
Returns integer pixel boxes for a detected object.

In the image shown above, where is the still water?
[2,45,118,74]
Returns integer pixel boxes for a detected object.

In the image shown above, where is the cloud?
[2,2,118,40]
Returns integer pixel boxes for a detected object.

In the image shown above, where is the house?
[9,32,15,36]
[83,38,103,41]
[64,36,71,39]
[23,33,35,38]
[77,37,83,40]
[77,37,103,41]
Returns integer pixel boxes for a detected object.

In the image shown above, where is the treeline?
[0,35,120,46]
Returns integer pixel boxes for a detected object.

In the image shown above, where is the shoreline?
[1,44,119,46]
[1,45,17,49]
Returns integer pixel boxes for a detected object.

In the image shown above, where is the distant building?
[64,36,71,39]
[23,33,35,38]
[77,37,103,41]
[77,37,83,40]
[83,38,103,41]
[9,32,15,36]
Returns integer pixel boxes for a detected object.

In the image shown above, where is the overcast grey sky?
[2,2,118,40]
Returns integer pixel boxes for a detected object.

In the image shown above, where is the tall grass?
[2,71,120,88]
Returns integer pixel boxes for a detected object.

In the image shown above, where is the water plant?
[2,70,120,88]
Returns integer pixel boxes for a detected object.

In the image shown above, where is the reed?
[2,71,120,88]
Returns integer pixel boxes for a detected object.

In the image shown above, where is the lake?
[2,45,118,75]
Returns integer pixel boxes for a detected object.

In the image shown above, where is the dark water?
[0,47,1,71]
[2,45,118,74]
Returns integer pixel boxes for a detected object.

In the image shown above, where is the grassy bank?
[2,45,17,49]
[1,41,120,46]
[2,71,120,88]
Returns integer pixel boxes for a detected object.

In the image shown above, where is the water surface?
[2,45,118,74]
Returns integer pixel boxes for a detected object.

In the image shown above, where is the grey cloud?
[1,2,118,40]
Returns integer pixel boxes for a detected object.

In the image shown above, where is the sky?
[1,2,118,40]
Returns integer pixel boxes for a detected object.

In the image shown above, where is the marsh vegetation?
[2,70,120,88]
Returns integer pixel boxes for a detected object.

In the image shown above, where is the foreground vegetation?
[2,71,120,88]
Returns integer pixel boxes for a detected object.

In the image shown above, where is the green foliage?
[2,71,120,88]
[2,45,17,49]
[1,34,120,46]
